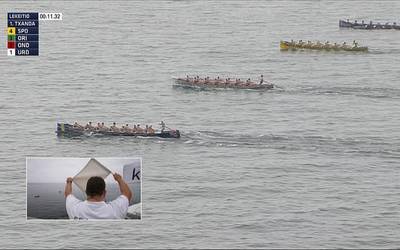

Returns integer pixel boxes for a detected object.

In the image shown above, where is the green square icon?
[8,34,16,41]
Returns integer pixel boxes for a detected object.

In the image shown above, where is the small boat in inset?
[56,123,180,139]
[33,195,40,198]
[280,40,368,52]
[339,19,400,30]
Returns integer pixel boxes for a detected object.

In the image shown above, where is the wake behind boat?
[339,19,400,30]
[174,75,274,90]
[56,122,180,138]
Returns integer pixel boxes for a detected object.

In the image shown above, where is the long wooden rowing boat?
[280,40,368,52]
[174,78,274,90]
[339,19,400,30]
[56,123,181,138]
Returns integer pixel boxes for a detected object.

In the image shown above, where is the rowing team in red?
[180,75,269,86]
[73,121,158,134]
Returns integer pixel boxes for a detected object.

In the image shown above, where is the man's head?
[86,176,106,200]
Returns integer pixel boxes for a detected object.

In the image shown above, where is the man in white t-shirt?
[64,173,132,219]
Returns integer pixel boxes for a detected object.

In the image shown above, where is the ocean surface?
[1,0,400,248]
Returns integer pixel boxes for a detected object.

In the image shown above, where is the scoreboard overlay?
[7,13,39,56]
[7,12,62,56]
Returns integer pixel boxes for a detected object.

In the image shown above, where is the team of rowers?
[285,40,362,49]
[72,121,167,134]
[178,75,270,87]
[347,19,399,28]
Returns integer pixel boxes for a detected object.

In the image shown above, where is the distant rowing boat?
[174,78,274,90]
[280,40,368,52]
[56,123,180,138]
[339,19,400,30]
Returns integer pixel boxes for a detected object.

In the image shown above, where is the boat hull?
[56,123,180,138]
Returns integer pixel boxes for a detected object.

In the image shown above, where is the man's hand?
[113,173,123,182]
[64,177,73,198]
[113,172,132,201]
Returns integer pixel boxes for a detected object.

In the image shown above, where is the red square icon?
[7,41,15,49]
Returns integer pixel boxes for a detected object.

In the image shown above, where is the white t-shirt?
[66,194,129,219]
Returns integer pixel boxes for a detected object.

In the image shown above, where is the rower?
[186,75,190,81]
[160,121,166,132]
[100,122,108,131]
[124,124,130,132]
[148,125,155,134]
[225,78,229,85]
[133,125,137,133]
[73,122,82,128]
[260,75,264,85]
[136,124,144,133]
[85,122,93,130]
[110,122,119,132]
[145,125,149,134]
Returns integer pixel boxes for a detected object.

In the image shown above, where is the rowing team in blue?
[72,121,166,134]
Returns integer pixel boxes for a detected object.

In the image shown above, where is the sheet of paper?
[73,158,112,193]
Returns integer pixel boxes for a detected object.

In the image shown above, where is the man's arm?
[113,173,132,201]
[64,177,73,198]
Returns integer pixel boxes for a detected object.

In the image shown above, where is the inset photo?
[27,157,142,220]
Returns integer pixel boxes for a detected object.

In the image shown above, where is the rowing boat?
[280,40,368,52]
[56,123,181,138]
[339,20,400,30]
[174,78,274,90]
